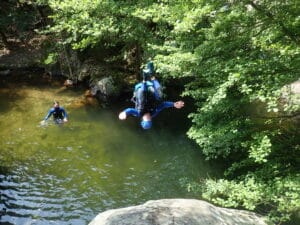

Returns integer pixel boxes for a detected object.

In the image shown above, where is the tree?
[0,0,44,48]
[40,0,300,223]
[150,0,299,223]
[41,0,170,76]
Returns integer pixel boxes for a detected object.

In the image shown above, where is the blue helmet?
[140,120,152,130]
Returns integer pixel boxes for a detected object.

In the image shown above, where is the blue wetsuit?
[134,79,162,102]
[133,79,163,115]
[123,101,174,118]
[44,107,68,121]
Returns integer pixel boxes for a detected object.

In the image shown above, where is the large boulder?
[90,76,119,102]
[281,79,300,109]
[89,199,269,225]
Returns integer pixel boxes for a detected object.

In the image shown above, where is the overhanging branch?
[248,1,299,43]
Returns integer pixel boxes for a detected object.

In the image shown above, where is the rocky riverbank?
[89,199,269,225]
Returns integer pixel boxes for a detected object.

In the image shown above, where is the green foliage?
[0,0,41,45]
[36,0,300,223]
[42,0,160,51]
[248,133,272,164]
[148,0,300,223]
[203,177,265,210]
[43,52,58,64]
[201,173,300,223]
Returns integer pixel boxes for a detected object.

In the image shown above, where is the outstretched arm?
[151,100,184,118]
[119,108,141,120]
[61,107,68,122]
[40,108,54,124]
[43,108,54,121]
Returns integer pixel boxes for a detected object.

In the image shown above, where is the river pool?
[0,77,220,225]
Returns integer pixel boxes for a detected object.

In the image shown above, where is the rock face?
[90,76,119,102]
[281,79,300,106]
[89,199,269,225]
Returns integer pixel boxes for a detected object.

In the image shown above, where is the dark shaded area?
[0,0,50,50]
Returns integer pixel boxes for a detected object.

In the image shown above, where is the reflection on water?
[0,80,220,224]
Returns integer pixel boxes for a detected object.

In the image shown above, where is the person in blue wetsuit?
[41,101,68,124]
[119,100,184,129]
[119,61,184,129]
[132,78,162,115]
[131,61,163,114]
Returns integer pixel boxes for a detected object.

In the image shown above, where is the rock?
[64,79,76,87]
[281,79,300,112]
[90,76,118,101]
[0,69,11,75]
[89,199,269,225]
[290,80,300,94]
[281,80,300,97]
[78,59,105,82]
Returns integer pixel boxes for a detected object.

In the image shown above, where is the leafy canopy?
[40,0,300,223]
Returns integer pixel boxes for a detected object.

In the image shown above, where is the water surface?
[0,79,220,224]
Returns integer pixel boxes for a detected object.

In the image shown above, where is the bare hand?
[119,111,127,120]
[174,101,184,109]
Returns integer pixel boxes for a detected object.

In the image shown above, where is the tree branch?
[249,1,299,43]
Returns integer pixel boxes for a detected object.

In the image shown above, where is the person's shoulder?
[152,79,160,85]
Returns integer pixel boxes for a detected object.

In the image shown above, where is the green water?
[0,80,220,225]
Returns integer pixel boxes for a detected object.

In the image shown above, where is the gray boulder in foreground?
[89,199,269,225]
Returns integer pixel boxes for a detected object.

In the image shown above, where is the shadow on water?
[0,76,223,225]
[0,88,25,114]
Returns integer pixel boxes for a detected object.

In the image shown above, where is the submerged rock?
[89,199,268,225]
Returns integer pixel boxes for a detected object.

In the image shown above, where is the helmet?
[140,120,152,130]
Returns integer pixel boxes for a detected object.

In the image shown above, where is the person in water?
[41,101,68,124]
[118,100,184,129]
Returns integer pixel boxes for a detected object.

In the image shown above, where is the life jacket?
[132,80,162,114]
